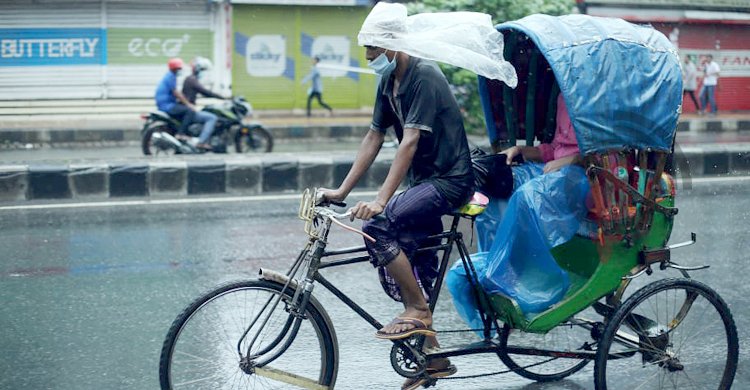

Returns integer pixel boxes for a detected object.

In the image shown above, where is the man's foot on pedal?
[196,143,212,151]
[401,362,457,390]
[375,317,436,340]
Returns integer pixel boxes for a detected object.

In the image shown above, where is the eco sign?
[128,35,190,58]
[107,28,212,65]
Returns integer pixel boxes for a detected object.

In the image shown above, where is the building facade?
[579,0,750,112]
[0,0,376,110]
[231,0,375,109]
[0,0,229,100]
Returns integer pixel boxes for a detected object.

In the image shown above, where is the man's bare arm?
[348,128,418,221]
[326,129,385,201]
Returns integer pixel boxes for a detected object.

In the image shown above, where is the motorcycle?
[140,96,273,155]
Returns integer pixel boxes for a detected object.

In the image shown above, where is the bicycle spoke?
[161,280,334,390]
[595,279,738,390]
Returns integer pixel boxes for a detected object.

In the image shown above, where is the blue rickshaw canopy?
[485,14,683,154]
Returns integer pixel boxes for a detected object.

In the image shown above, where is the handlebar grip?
[329,200,347,208]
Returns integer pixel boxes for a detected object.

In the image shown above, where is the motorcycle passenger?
[155,58,196,140]
[182,57,229,151]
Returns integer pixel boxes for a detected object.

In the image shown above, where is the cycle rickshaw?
[159,14,739,390]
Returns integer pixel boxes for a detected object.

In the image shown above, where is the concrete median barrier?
[0,155,396,203]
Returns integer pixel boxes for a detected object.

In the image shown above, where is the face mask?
[368,51,397,79]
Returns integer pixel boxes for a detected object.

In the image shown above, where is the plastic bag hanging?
[358,2,518,87]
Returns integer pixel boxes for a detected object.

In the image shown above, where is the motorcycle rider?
[155,58,196,138]
[182,57,229,151]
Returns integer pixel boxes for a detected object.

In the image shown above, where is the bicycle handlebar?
[300,188,379,242]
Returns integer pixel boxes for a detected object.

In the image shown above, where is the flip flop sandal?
[375,317,437,340]
[401,364,458,390]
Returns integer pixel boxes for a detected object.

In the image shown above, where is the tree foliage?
[404,0,573,134]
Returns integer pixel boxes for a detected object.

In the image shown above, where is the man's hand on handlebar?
[348,200,384,222]
[316,188,346,207]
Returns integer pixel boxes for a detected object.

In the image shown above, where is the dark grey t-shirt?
[371,58,474,208]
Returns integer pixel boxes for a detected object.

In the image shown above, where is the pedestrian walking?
[302,56,333,117]
[682,55,700,111]
[699,54,721,116]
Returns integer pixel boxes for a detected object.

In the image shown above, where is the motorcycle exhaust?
[151,131,195,153]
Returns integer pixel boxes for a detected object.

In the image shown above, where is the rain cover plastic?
[358,2,518,87]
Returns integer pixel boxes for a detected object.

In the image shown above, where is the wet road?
[0,178,748,389]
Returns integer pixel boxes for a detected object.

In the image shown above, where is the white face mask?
[368,51,397,79]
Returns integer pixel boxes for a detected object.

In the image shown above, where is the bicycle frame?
[244,196,612,377]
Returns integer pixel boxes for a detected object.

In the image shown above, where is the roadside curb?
[1,146,749,203]
[677,118,750,132]
[0,155,393,203]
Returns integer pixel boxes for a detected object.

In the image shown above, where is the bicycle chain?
[428,328,580,381]
[435,328,486,334]
[438,357,560,381]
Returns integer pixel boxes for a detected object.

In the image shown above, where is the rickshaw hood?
[496,14,682,154]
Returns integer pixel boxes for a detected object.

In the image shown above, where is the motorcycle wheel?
[142,124,178,156]
[234,125,273,153]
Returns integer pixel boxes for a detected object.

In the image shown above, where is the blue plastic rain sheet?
[496,14,682,154]
[447,164,591,325]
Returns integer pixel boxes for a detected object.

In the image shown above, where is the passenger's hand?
[348,200,384,221]
[543,157,573,174]
[503,146,522,165]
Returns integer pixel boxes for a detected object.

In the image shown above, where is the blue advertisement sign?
[0,28,107,66]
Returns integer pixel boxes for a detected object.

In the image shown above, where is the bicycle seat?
[456,192,489,217]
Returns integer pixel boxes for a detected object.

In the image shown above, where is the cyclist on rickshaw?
[320,3,517,386]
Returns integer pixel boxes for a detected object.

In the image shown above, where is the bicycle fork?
[238,244,320,373]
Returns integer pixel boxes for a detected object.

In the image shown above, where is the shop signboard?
[0,28,106,66]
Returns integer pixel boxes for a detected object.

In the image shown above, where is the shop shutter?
[0,1,105,100]
[105,1,214,98]
[232,4,374,110]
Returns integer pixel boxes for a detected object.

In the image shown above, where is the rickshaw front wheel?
[594,278,738,389]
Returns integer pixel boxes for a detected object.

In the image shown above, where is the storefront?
[579,0,750,112]
[0,0,228,100]
[231,0,376,110]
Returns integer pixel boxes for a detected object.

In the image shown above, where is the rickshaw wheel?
[498,319,593,382]
[594,278,738,389]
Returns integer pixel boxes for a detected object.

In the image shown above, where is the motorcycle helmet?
[168,57,184,71]
[191,56,212,76]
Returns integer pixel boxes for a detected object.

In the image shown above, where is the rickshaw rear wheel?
[594,278,738,389]
[498,319,593,382]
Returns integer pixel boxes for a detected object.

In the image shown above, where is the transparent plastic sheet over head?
[358,2,518,87]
